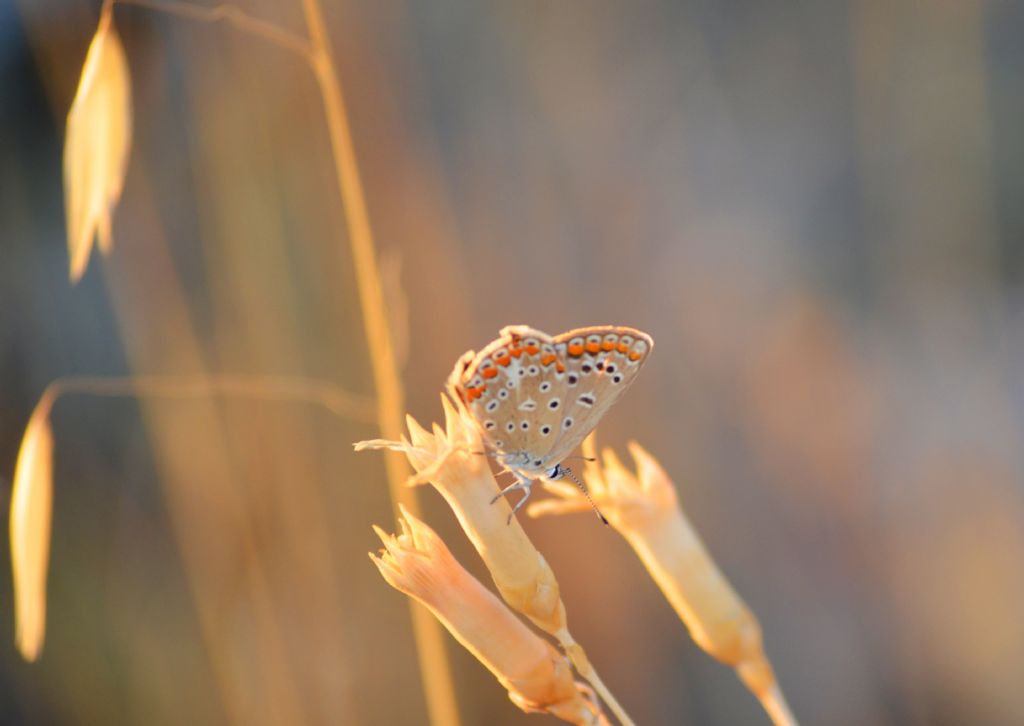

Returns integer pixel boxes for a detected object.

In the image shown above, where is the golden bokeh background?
[2,1,1023,723]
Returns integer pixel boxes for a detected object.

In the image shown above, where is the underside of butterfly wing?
[448,324,653,475]
[542,325,653,464]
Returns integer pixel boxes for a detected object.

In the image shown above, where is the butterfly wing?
[447,325,562,465]
[540,325,654,466]
[449,324,653,472]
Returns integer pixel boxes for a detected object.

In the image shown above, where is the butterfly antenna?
[560,466,609,525]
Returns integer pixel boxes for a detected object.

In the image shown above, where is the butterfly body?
[448,324,653,521]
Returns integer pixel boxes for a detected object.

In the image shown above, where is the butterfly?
[448,325,653,523]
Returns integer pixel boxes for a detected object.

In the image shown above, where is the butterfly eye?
[546,465,562,479]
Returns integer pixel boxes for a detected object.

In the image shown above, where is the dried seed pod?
[370,507,604,725]
[532,438,798,726]
[64,3,132,282]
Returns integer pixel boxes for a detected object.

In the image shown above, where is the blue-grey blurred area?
[3,0,1024,724]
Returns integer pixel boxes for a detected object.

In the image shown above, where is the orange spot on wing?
[525,344,540,355]
[601,341,615,351]
[628,351,642,361]
[568,344,584,357]
[482,368,498,379]
[585,341,601,354]
[496,355,511,367]
[556,362,566,373]
[510,346,523,358]
[617,343,629,353]
[540,354,557,366]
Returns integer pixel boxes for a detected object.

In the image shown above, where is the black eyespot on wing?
[548,399,560,410]
[521,421,529,430]
[612,374,623,384]
[486,400,499,412]
[562,417,574,429]
[540,382,551,392]
[506,422,515,432]
[540,425,551,435]
[567,374,579,386]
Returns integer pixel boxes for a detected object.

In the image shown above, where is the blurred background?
[3,0,1024,723]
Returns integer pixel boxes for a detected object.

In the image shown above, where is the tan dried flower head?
[357,395,568,634]
[528,435,675,530]
[530,436,797,725]
[370,507,603,725]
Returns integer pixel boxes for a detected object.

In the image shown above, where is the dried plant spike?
[10,392,57,661]
[358,398,568,633]
[370,507,606,725]
[535,437,798,726]
[64,2,132,282]
[357,398,636,726]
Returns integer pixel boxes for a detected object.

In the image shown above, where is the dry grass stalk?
[531,437,798,726]
[10,390,57,662]
[357,396,636,726]
[63,0,131,282]
[371,507,608,725]
[298,0,462,721]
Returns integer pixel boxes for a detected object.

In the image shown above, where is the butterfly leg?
[490,472,535,524]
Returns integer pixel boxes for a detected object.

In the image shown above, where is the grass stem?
[300,1,461,723]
